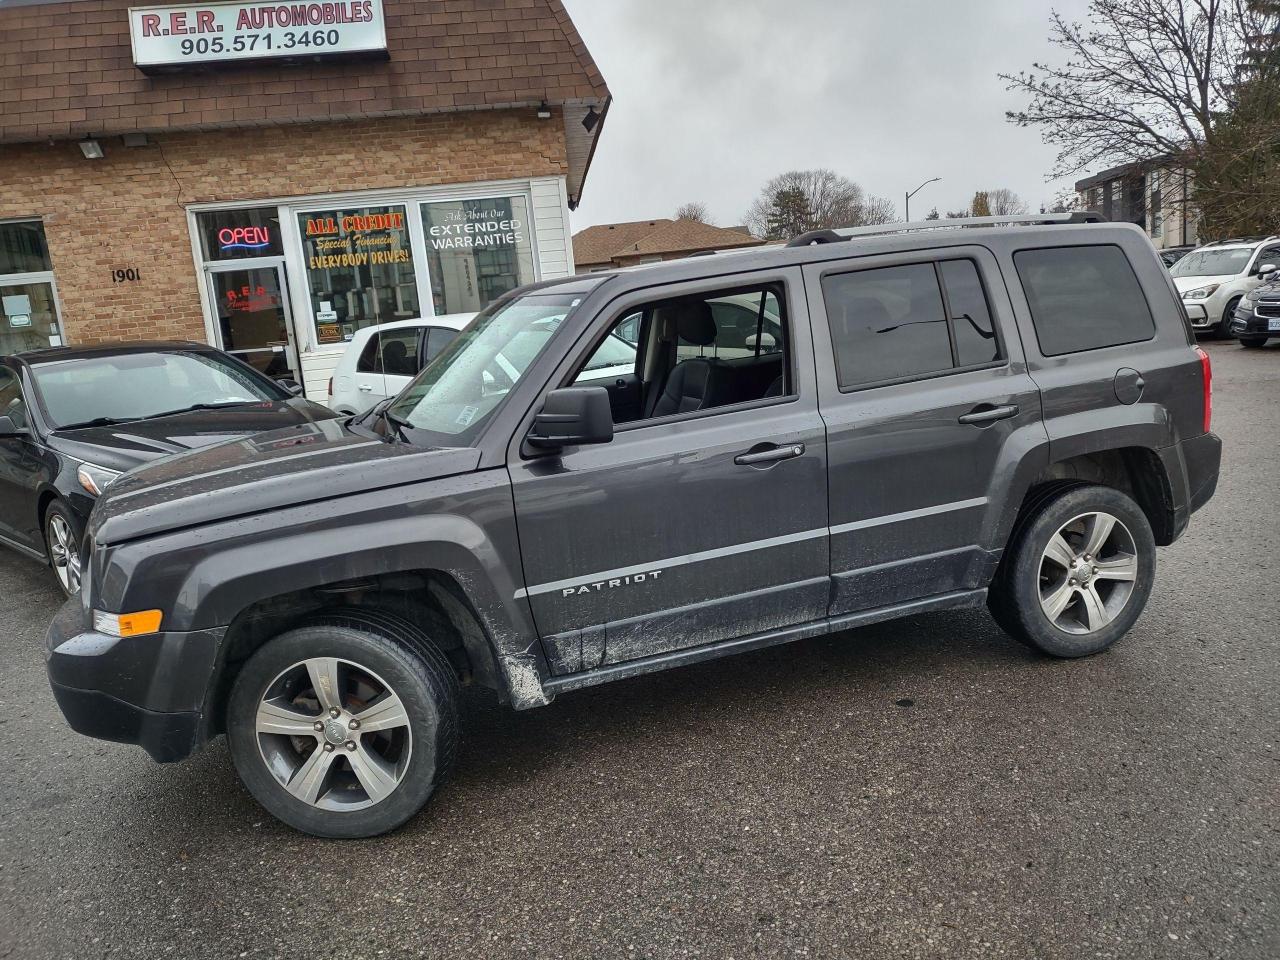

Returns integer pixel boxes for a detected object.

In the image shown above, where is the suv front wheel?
[990,485,1156,658]
[226,609,460,838]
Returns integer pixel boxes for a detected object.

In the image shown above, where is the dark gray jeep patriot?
[46,214,1222,838]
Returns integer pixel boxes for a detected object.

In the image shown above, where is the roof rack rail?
[1204,235,1276,246]
[785,211,1106,248]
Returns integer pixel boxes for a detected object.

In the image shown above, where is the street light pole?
[905,177,941,222]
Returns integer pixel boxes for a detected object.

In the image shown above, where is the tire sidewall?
[227,624,447,839]
[1006,486,1156,658]
[43,499,84,597]
[1220,297,1241,336]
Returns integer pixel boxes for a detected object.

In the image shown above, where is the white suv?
[329,315,474,415]
[1172,236,1280,336]
[329,313,640,414]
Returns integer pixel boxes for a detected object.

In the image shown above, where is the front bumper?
[1183,302,1210,328]
[45,597,224,763]
[1228,305,1280,338]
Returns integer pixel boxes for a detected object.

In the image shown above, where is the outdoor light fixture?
[536,101,552,120]
[581,105,600,132]
[78,137,104,160]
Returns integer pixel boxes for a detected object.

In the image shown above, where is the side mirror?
[0,414,25,437]
[276,378,305,397]
[1258,263,1277,278]
[527,387,614,451]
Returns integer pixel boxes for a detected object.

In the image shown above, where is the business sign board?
[128,1,387,70]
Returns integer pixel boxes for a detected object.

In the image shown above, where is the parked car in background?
[329,315,473,416]
[1171,236,1280,335]
[0,342,336,595]
[45,215,1220,838]
[1158,245,1196,269]
[1229,265,1280,347]
[330,312,639,414]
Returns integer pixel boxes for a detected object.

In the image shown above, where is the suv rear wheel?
[990,485,1155,658]
[226,609,459,838]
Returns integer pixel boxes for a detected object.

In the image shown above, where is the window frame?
[1012,243,1156,359]
[0,366,31,431]
[815,255,1009,395]
[553,276,802,436]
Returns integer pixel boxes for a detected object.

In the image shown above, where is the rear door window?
[1014,245,1155,357]
[820,259,1003,390]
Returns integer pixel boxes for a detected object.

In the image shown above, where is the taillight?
[328,377,334,398]
[1195,346,1212,434]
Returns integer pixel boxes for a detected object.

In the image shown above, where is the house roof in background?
[573,218,762,265]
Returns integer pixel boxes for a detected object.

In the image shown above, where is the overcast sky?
[563,0,1093,232]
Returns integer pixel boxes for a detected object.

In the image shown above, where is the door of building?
[0,278,63,357]
[206,260,301,384]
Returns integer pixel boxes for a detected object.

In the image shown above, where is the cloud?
[564,0,1091,229]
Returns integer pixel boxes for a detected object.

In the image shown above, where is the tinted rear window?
[1014,245,1155,356]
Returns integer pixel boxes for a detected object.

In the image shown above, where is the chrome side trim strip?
[828,497,987,536]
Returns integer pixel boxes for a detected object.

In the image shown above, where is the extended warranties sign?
[128,1,388,70]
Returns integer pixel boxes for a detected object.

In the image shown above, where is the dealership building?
[0,0,609,400]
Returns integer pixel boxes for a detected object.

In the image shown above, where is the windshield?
[387,290,586,442]
[1171,248,1253,278]
[32,351,283,429]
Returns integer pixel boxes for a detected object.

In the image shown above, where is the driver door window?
[571,284,792,427]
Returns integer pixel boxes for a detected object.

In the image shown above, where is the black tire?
[988,484,1156,658]
[43,499,84,597]
[1240,336,1269,349]
[227,608,460,839]
[1218,297,1242,337]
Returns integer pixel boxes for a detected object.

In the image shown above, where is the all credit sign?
[128,1,388,70]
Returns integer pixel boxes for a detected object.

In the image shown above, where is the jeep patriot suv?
[46,214,1222,838]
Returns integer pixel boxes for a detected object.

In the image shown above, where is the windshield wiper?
[380,406,414,444]
[56,416,139,430]
[146,401,257,419]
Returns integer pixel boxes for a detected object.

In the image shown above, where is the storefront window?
[197,208,284,261]
[0,220,52,275]
[298,205,419,345]
[421,196,536,316]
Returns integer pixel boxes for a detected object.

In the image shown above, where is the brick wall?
[0,0,606,143]
[0,107,568,345]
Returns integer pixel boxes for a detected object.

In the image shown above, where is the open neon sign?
[219,226,272,252]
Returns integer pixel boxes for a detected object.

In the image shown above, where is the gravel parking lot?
[1,340,1275,960]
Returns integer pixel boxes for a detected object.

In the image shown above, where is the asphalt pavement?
[1,339,1276,960]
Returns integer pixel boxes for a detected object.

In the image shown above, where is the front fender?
[93,469,551,708]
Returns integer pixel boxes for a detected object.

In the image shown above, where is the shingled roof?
[573,219,763,268]
[0,0,609,143]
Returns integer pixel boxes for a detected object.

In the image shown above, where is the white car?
[329,315,474,415]
[329,313,638,414]
[1172,236,1280,335]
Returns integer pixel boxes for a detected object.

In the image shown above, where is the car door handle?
[358,384,374,392]
[958,404,1019,426]
[735,443,805,466]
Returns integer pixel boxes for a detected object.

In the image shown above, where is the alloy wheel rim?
[256,657,413,812]
[1038,511,1138,635]
[47,515,80,595]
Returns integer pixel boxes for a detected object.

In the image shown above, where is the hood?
[89,417,481,545]
[1173,274,1237,294]
[46,400,339,474]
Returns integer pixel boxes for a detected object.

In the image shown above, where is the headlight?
[1183,284,1220,300]
[1246,287,1266,301]
[77,462,121,497]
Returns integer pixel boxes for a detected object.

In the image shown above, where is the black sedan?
[0,341,337,595]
